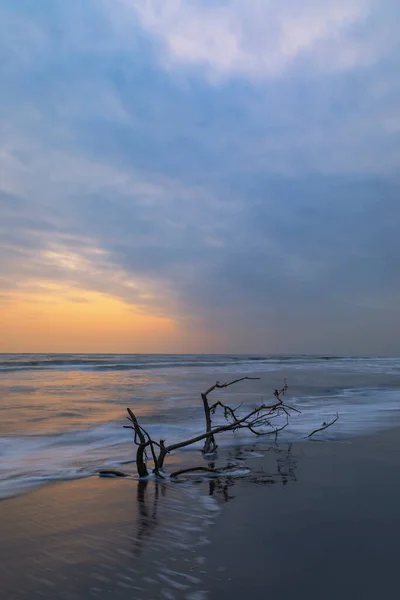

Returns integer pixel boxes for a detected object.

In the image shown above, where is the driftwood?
[307,414,339,438]
[170,466,216,478]
[124,408,166,477]
[169,464,248,479]
[123,377,339,478]
[98,469,129,478]
[200,376,260,453]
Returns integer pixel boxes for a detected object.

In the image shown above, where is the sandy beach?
[2,428,400,599]
[2,0,399,595]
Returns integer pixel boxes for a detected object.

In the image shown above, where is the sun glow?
[0,284,177,353]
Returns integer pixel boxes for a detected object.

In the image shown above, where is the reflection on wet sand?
[133,479,168,556]
[206,444,298,501]
[0,443,301,599]
[131,443,299,555]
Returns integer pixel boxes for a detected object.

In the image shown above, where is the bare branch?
[307,414,339,438]
[127,408,148,449]
[122,378,339,480]
[170,466,216,478]
[201,377,284,454]
[125,408,150,477]
[210,400,241,422]
[170,464,248,479]
[281,403,301,415]
[165,398,294,453]
[203,376,260,396]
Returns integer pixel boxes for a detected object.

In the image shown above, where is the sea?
[0,354,399,500]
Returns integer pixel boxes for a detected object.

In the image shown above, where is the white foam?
[1,358,400,499]
[200,496,221,512]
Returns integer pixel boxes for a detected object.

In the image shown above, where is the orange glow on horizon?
[0,285,177,353]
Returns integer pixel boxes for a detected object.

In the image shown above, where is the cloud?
[0,0,399,353]
[2,147,399,352]
[126,0,390,81]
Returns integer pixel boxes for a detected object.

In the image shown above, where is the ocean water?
[0,354,399,499]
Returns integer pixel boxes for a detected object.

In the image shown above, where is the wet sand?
[1,429,400,599]
[203,430,400,599]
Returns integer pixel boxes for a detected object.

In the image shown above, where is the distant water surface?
[0,354,399,499]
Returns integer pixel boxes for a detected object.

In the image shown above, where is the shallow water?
[0,354,399,498]
[0,475,221,600]
[1,432,400,600]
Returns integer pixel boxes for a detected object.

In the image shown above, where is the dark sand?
[203,430,400,599]
[1,430,400,599]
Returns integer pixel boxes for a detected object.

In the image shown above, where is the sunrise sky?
[1,0,399,354]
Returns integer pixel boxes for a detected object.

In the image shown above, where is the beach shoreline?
[2,356,400,502]
[2,427,400,599]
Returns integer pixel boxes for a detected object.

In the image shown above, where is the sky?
[0,0,399,355]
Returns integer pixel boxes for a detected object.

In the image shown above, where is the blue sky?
[1,0,399,353]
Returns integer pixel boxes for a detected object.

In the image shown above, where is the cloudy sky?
[1,0,399,354]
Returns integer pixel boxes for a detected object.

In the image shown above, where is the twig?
[210,400,241,422]
[170,466,216,478]
[122,378,336,479]
[307,414,339,438]
[203,376,260,396]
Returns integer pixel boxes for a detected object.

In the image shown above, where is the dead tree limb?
[201,378,288,453]
[125,387,292,475]
[125,408,168,477]
[201,376,261,454]
[170,466,216,478]
[307,414,339,438]
[123,378,341,479]
[125,408,149,477]
[158,379,291,467]
[170,464,248,479]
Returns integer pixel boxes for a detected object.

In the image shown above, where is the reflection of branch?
[129,445,299,558]
[247,444,298,487]
[209,477,236,502]
[205,445,299,499]
[276,444,297,485]
[133,480,163,557]
[307,414,339,438]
